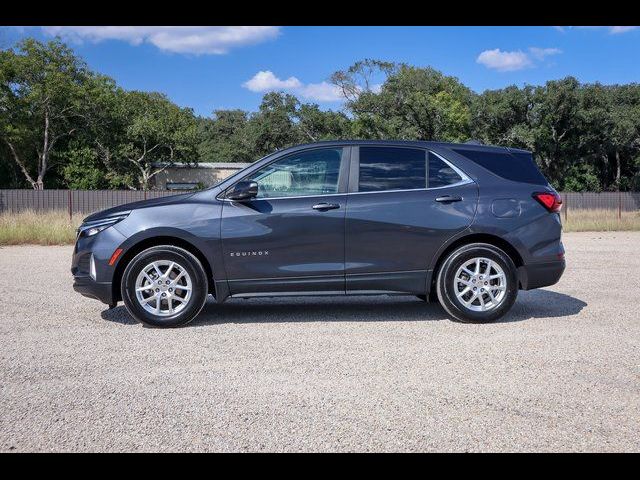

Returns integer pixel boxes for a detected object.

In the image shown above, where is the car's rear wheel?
[436,243,518,323]
[121,245,209,328]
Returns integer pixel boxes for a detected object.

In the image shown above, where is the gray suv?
[72,141,565,327]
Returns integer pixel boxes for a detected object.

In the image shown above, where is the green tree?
[334,62,473,142]
[243,92,301,157]
[561,163,602,192]
[197,109,252,163]
[528,77,583,187]
[94,90,199,190]
[61,144,110,189]
[295,103,352,142]
[330,58,397,102]
[0,38,94,189]
[471,85,535,149]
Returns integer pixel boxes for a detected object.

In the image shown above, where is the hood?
[82,192,195,223]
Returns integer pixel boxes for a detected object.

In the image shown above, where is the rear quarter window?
[452,148,548,186]
[428,152,463,188]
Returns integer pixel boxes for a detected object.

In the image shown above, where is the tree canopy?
[1,39,639,191]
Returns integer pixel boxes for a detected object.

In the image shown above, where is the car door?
[220,146,350,296]
[345,146,478,294]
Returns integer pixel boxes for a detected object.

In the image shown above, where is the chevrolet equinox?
[72,141,565,327]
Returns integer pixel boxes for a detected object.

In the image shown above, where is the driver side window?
[247,148,343,199]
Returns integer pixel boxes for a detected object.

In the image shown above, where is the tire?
[121,245,209,328]
[436,243,518,323]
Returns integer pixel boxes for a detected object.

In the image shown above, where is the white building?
[151,162,250,190]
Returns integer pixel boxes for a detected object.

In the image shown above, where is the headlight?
[77,213,129,238]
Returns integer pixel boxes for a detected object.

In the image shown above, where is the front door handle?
[435,195,463,203]
[312,202,340,211]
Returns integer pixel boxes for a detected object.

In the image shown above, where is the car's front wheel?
[436,243,518,323]
[121,245,209,328]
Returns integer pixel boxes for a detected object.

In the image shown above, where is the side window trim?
[349,145,473,194]
[222,146,351,200]
[427,150,473,190]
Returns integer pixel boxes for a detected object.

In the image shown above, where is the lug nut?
[161,293,166,297]
[481,288,484,292]
[155,288,159,292]
[484,282,488,285]
[168,288,173,292]
[473,287,477,291]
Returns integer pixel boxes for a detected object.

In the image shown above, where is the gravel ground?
[1,231,639,452]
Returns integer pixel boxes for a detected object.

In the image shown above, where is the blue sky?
[2,26,639,117]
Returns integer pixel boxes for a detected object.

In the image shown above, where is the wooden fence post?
[618,190,622,220]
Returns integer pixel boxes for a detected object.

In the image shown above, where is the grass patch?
[563,209,640,232]
[0,208,639,246]
[0,210,81,245]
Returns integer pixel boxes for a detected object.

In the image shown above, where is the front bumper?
[71,224,127,306]
[518,259,566,290]
[73,275,114,305]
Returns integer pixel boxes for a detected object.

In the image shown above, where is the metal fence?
[0,189,639,218]
[0,189,180,217]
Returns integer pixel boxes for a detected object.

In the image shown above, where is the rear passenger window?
[452,148,548,185]
[428,152,463,188]
[359,147,426,192]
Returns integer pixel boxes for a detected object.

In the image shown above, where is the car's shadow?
[100,289,587,327]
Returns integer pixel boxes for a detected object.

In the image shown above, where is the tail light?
[533,191,562,213]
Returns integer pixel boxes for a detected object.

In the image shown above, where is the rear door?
[345,146,478,294]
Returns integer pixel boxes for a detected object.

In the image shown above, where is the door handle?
[312,202,340,211]
[435,195,463,203]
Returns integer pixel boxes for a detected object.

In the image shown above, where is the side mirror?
[227,180,258,201]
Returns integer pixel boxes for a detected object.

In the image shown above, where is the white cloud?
[242,71,345,102]
[477,47,562,72]
[556,26,639,35]
[40,26,280,55]
[476,49,532,71]
[529,47,562,60]
[243,70,302,92]
[608,26,639,34]
[299,82,344,102]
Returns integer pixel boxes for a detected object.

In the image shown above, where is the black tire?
[121,245,209,328]
[436,243,518,323]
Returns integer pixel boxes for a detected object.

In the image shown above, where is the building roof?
[152,162,251,169]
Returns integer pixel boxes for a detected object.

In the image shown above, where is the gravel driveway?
[1,232,639,452]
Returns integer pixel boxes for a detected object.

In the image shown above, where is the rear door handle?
[312,202,340,211]
[435,195,463,203]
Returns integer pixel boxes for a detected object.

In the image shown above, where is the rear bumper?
[73,275,114,305]
[518,259,566,290]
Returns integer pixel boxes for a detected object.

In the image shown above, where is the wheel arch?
[428,232,524,295]
[112,235,215,303]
